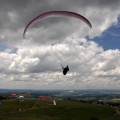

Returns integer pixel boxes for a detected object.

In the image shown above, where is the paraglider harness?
[61,65,69,75]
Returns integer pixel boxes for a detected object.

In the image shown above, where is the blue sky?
[87,16,120,50]
[0,45,7,51]
[1,17,120,52]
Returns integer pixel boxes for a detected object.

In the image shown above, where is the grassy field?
[0,99,120,120]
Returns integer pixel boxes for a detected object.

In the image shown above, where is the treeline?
[97,100,120,106]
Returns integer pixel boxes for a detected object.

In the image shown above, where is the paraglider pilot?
[62,65,69,75]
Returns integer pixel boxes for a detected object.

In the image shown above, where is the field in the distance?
[0,99,120,120]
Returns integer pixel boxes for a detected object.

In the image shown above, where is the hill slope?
[0,99,120,120]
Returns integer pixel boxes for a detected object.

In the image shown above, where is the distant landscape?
[1,89,120,101]
[0,89,120,120]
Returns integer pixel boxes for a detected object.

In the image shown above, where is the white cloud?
[0,37,120,89]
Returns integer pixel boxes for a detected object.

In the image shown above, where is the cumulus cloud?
[0,0,120,89]
[0,37,120,89]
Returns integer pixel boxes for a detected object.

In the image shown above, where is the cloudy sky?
[0,0,120,90]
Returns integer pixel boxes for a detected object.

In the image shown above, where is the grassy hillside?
[0,99,120,120]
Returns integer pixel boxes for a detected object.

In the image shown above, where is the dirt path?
[30,101,39,109]
[115,107,120,116]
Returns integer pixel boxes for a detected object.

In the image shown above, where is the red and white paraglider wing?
[23,11,92,38]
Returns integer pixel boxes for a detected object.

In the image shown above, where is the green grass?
[0,99,119,120]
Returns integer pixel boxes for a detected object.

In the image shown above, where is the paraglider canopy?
[18,96,24,99]
[11,93,16,97]
[23,11,92,38]
[39,96,46,100]
[23,92,30,97]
